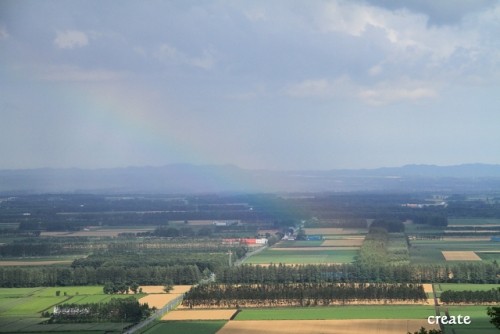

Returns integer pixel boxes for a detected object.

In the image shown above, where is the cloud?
[154,43,215,70]
[285,76,353,98]
[362,0,497,25]
[38,65,125,82]
[286,77,437,105]
[54,30,89,49]
[0,26,9,40]
[359,83,437,106]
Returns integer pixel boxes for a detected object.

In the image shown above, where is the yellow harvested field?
[218,319,439,334]
[139,285,192,294]
[442,251,482,261]
[161,309,237,320]
[321,239,364,247]
[0,260,72,266]
[139,294,181,309]
[422,284,433,294]
[170,285,192,294]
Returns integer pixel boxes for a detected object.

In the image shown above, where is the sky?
[1,0,500,171]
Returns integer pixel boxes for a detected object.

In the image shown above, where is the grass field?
[235,305,437,320]
[0,286,148,333]
[0,316,128,333]
[273,241,324,248]
[410,239,500,264]
[244,248,358,264]
[443,305,497,334]
[448,218,500,226]
[142,321,226,334]
[477,252,500,262]
[34,286,104,296]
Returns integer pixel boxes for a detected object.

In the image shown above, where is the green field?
[235,305,437,320]
[0,316,128,333]
[448,218,500,226]
[244,249,358,264]
[0,286,143,333]
[410,239,500,264]
[273,240,325,248]
[33,286,104,297]
[0,296,68,316]
[141,321,226,334]
[477,252,500,262]
[443,305,497,334]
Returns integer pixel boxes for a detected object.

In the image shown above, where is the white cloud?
[286,76,437,106]
[0,26,9,40]
[317,1,479,64]
[154,43,215,70]
[54,30,89,49]
[359,83,437,106]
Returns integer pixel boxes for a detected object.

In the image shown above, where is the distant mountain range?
[2,163,500,194]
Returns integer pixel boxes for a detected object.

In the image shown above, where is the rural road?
[123,294,184,334]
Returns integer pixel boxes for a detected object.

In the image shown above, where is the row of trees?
[217,262,500,284]
[182,283,426,308]
[440,288,500,304]
[1,260,498,288]
[46,297,152,323]
[0,265,202,287]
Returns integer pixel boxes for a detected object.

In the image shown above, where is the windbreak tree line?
[217,263,499,284]
[440,288,500,303]
[182,283,426,308]
[0,265,201,287]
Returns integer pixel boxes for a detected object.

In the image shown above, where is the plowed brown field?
[217,319,439,334]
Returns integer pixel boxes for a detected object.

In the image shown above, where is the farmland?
[218,319,439,334]
[234,305,437,320]
[142,320,227,334]
[0,285,183,333]
[243,248,358,264]
[1,193,500,334]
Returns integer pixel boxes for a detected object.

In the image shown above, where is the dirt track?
[217,319,439,334]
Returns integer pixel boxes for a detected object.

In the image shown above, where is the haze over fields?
[2,163,500,194]
[2,1,500,172]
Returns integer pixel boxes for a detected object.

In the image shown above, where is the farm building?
[222,238,268,245]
